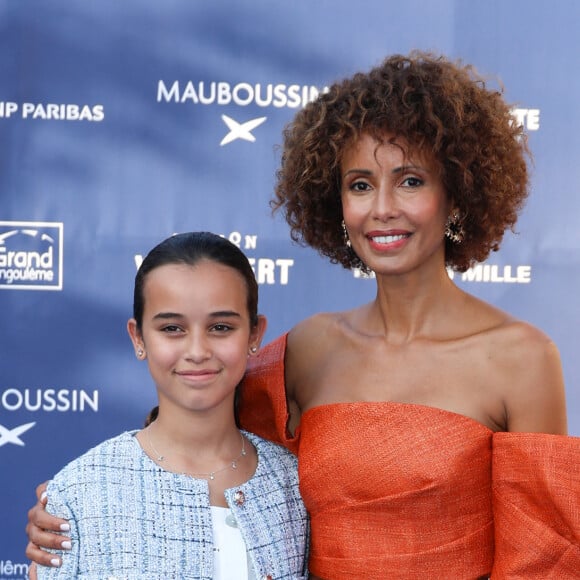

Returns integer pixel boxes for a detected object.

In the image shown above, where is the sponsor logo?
[157,79,326,146]
[0,101,104,122]
[220,114,267,146]
[157,80,324,109]
[353,263,532,284]
[0,422,35,447]
[0,388,99,413]
[0,388,100,447]
[449,264,531,283]
[0,221,63,290]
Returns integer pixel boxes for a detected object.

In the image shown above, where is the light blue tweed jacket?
[38,430,309,580]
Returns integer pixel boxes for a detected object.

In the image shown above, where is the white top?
[210,506,256,580]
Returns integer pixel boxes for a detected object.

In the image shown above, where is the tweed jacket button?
[261,575,273,580]
[234,489,245,505]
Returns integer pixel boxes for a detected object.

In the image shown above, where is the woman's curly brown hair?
[272,51,530,272]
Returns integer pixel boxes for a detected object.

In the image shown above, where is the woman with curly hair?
[26,52,579,578]
[238,51,578,578]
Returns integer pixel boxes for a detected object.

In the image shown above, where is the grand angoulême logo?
[0,221,63,290]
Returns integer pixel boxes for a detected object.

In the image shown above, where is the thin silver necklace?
[146,427,247,481]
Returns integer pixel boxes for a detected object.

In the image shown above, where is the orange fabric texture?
[239,334,580,579]
[492,433,580,579]
[239,334,299,454]
[299,403,494,578]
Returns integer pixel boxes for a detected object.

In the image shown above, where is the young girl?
[35,231,309,579]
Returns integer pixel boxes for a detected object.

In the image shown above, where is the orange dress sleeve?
[492,432,580,579]
[238,333,299,455]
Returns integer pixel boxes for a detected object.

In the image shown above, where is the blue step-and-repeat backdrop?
[1,1,579,576]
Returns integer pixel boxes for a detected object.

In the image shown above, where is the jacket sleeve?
[491,432,580,579]
[238,333,300,455]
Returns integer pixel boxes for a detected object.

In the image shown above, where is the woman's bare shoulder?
[288,311,340,342]
[439,294,566,434]
[484,317,567,434]
[286,312,341,363]
[286,310,350,377]
[484,314,558,355]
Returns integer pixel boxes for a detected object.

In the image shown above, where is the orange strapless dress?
[239,334,580,579]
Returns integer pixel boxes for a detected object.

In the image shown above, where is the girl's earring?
[137,348,145,359]
[249,346,258,355]
[444,211,465,244]
[341,220,352,248]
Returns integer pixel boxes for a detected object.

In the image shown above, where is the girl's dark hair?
[137,231,259,426]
